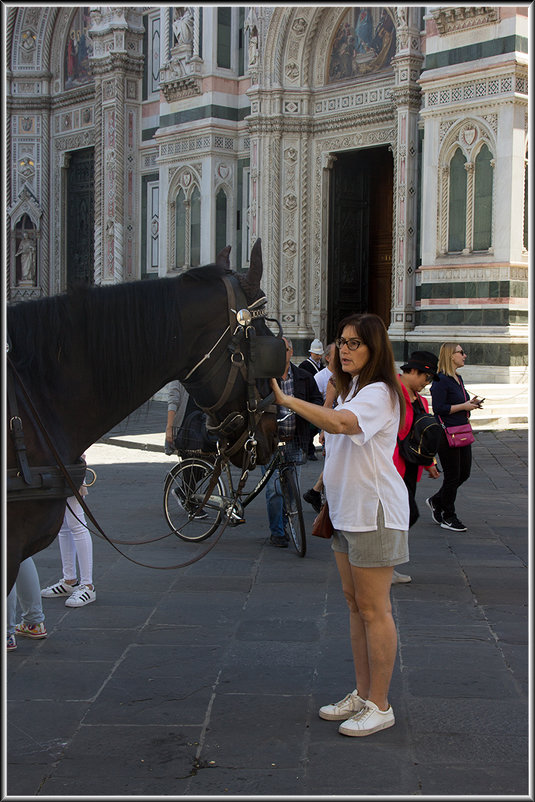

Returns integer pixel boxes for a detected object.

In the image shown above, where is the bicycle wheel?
[280,467,307,557]
[163,458,225,542]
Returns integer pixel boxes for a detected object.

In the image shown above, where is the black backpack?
[398,399,442,466]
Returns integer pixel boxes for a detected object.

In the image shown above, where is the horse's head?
[180,238,285,467]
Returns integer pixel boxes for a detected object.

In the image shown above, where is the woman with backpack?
[392,352,441,582]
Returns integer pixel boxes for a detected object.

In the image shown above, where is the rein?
[6,272,284,571]
[7,353,255,570]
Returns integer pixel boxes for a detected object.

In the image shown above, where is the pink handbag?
[440,421,475,448]
[438,381,474,447]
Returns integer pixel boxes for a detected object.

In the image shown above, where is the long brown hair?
[331,313,406,430]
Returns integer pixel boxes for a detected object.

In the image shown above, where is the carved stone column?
[388,7,423,340]
[88,8,144,284]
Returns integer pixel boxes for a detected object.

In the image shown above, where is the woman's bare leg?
[334,551,370,699]
[351,565,396,710]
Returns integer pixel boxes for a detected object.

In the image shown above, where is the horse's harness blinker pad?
[246,330,286,379]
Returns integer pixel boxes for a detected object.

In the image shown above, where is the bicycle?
[163,433,307,557]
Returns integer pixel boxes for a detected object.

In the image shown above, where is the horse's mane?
[7,264,233,406]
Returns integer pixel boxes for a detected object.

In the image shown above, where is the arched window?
[175,188,186,268]
[215,189,228,255]
[190,186,201,267]
[473,144,493,251]
[448,148,467,252]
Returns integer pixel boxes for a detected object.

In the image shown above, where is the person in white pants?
[41,467,96,607]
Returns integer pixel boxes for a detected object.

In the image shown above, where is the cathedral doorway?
[327,145,393,340]
[66,147,95,287]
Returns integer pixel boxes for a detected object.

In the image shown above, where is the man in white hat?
[298,339,324,460]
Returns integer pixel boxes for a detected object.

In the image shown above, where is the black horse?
[6,239,283,593]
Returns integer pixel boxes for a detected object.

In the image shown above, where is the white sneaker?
[41,579,79,598]
[65,584,96,607]
[319,690,366,721]
[392,570,412,584]
[338,700,395,737]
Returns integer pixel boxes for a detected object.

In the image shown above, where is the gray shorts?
[331,505,409,568]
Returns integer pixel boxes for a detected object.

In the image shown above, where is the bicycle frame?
[184,442,299,518]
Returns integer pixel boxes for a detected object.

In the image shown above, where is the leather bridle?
[179,272,283,466]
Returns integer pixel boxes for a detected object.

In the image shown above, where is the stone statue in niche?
[165,7,194,79]
[173,7,194,50]
[245,7,259,69]
[16,230,37,285]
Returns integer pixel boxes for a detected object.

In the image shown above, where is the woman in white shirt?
[270,313,409,737]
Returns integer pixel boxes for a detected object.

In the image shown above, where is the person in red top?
[392,351,441,583]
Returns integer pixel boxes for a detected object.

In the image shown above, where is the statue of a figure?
[248,27,258,68]
[245,7,259,69]
[173,7,194,48]
[16,231,37,284]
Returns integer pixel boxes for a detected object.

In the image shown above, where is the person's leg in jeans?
[261,465,285,539]
[12,558,45,626]
[7,584,17,638]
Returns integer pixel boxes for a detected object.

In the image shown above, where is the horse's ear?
[216,245,231,269]
[249,238,262,285]
[237,237,263,298]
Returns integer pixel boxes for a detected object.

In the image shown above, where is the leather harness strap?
[7,366,33,486]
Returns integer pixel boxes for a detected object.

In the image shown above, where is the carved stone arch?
[440,117,497,168]
[287,6,334,90]
[9,190,42,233]
[262,6,342,90]
[262,6,296,88]
[167,164,202,270]
[5,8,18,70]
[11,7,52,72]
[39,8,61,80]
[214,180,232,198]
[169,164,202,201]
[438,117,497,256]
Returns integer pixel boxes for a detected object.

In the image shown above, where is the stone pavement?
[6,401,529,798]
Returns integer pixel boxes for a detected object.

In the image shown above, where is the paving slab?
[5,401,529,798]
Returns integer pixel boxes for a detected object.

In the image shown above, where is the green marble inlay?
[423,35,528,70]
[418,279,527,300]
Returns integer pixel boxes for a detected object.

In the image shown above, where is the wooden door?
[66,147,95,287]
[327,146,393,339]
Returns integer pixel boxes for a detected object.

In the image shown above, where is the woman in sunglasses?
[270,313,409,737]
[427,343,482,532]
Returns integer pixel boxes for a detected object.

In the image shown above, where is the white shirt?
[314,366,333,400]
[323,379,409,532]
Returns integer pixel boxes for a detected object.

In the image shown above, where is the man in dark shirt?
[298,338,324,460]
[265,337,323,547]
